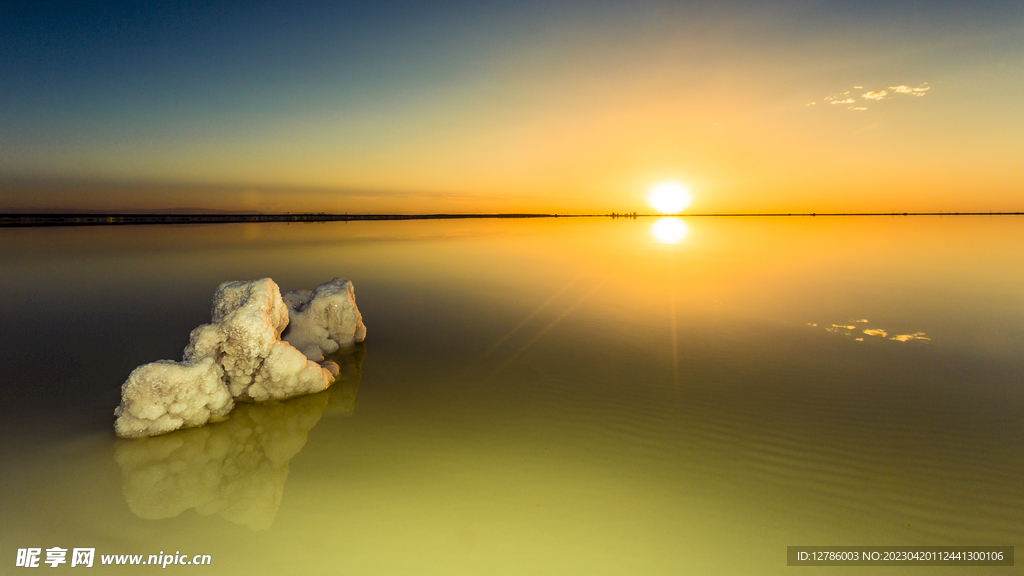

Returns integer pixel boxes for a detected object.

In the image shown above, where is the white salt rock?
[247,341,335,402]
[184,279,288,398]
[181,278,337,402]
[282,278,367,362]
[114,357,233,439]
[115,277,366,438]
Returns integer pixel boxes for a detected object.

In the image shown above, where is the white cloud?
[815,83,930,113]
[889,84,930,96]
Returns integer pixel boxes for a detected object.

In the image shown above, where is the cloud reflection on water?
[889,332,930,342]
[817,321,930,345]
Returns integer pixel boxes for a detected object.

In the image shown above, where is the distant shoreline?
[1,212,1021,228]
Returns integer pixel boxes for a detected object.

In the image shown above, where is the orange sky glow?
[1,1,1021,214]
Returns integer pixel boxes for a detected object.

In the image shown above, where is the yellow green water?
[0,217,1020,574]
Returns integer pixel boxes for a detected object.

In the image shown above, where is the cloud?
[889,84,930,96]
[815,82,930,113]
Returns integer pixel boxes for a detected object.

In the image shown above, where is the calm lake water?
[0,217,1021,574]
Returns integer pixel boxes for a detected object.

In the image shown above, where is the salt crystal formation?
[114,277,365,438]
[114,357,233,439]
[282,280,367,362]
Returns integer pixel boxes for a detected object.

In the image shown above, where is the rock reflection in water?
[114,346,364,530]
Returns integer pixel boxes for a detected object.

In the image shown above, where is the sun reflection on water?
[651,217,689,244]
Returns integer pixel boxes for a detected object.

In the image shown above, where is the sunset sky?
[1,0,1021,214]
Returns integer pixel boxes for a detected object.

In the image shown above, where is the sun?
[647,182,692,214]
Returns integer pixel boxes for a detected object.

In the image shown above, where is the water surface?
[0,217,1020,574]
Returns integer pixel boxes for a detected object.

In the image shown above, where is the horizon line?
[2,211,1023,228]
